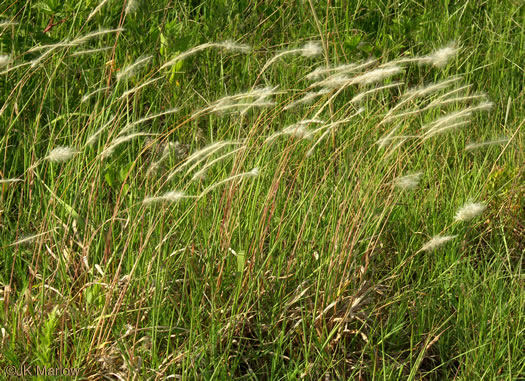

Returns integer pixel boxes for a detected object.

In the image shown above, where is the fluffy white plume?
[47,146,78,162]
[301,41,322,57]
[423,43,459,68]
[393,172,423,190]
[143,191,187,204]
[465,138,508,151]
[0,55,11,67]
[454,202,486,221]
[421,235,457,251]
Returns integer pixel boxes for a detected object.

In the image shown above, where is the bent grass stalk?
[257,41,321,79]
[118,77,162,99]
[116,55,152,81]
[198,168,259,198]
[0,178,22,184]
[465,138,509,151]
[380,76,464,124]
[85,114,120,147]
[71,46,112,56]
[189,147,245,180]
[81,87,110,103]
[120,108,180,135]
[307,111,364,156]
[166,141,242,181]
[420,235,457,252]
[160,41,250,70]
[100,133,159,159]
[87,0,110,21]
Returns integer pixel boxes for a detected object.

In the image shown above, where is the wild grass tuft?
[0,3,522,380]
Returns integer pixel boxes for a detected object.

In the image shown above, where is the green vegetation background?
[0,0,523,379]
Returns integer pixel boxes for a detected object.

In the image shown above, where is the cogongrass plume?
[465,137,509,151]
[265,125,313,143]
[160,40,250,70]
[27,41,75,53]
[283,88,330,110]
[85,113,120,146]
[214,86,279,104]
[381,82,471,125]
[0,20,18,28]
[375,124,401,148]
[260,41,321,72]
[380,93,486,125]
[143,191,192,204]
[0,178,22,184]
[348,65,403,86]
[239,98,276,115]
[376,134,416,149]
[393,172,423,190]
[306,63,358,81]
[307,111,364,156]
[0,55,11,67]
[125,0,138,15]
[422,101,493,140]
[28,29,123,59]
[454,202,486,221]
[119,77,162,99]
[420,42,459,68]
[116,55,152,81]
[297,118,324,125]
[311,62,401,89]
[166,141,242,181]
[197,86,279,116]
[422,120,471,140]
[420,235,457,251]
[199,167,259,197]
[191,147,244,181]
[30,47,59,67]
[312,73,350,89]
[87,0,110,20]
[100,133,158,159]
[429,93,487,108]
[147,142,182,176]
[81,87,110,103]
[300,41,323,57]
[385,42,459,68]
[71,46,112,56]
[265,119,323,143]
[0,62,31,75]
[209,100,276,115]
[46,146,78,162]
[184,145,245,177]
[351,82,404,104]
[120,107,179,135]
[10,229,56,246]
[307,59,378,82]
[380,77,464,124]
[429,84,473,103]
[422,101,493,131]
[27,29,121,69]
[71,28,124,45]
[402,76,464,100]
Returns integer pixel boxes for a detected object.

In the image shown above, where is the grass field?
[0,1,523,379]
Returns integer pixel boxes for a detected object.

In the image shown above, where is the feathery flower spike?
[454,202,486,221]
[47,146,78,162]
[421,235,457,251]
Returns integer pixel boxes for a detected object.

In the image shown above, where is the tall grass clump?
[0,2,523,380]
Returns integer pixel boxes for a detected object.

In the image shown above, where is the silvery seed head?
[454,202,486,222]
[47,146,78,163]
